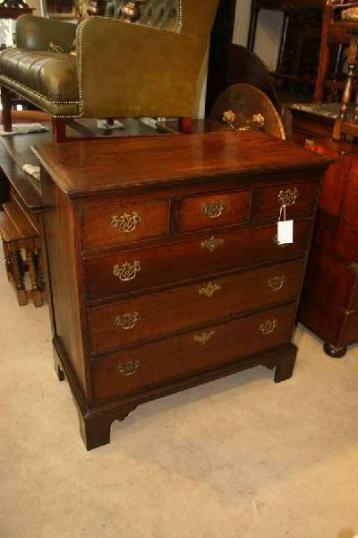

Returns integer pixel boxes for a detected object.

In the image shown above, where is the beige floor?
[0,260,357,538]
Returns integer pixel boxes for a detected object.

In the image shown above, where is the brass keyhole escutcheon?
[199,282,221,298]
[201,236,224,253]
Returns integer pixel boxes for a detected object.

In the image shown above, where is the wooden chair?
[313,0,358,103]
[332,27,358,139]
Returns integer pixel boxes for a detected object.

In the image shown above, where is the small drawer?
[84,220,312,301]
[92,304,296,400]
[255,181,318,220]
[88,259,304,354]
[177,190,250,232]
[81,199,169,250]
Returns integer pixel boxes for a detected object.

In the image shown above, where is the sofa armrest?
[16,15,77,52]
[76,17,207,119]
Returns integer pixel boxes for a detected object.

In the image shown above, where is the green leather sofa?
[0,0,219,140]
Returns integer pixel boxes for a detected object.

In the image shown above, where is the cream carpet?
[0,259,357,538]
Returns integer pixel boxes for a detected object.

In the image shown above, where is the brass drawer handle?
[201,235,224,253]
[111,212,141,233]
[113,261,141,282]
[199,281,221,298]
[114,312,140,330]
[267,276,285,292]
[201,200,225,219]
[117,359,141,376]
[277,187,299,207]
[273,233,289,248]
[259,319,278,335]
[193,329,215,345]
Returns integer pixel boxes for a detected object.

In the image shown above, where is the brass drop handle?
[266,276,285,292]
[193,329,216,345]
[259,319,278,335]
[277,187,299,207]
[201,200,225,219]
[117,359,141,376]
[201,236,224,253]
[113,261,141,282]
[199,282,221,298]
[114,312,140,330]
[111,212,141,233]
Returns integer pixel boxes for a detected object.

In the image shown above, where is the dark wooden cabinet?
[299,138,358,357]
[35,131,328,450]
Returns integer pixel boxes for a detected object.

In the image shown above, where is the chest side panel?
[43,180,90,398]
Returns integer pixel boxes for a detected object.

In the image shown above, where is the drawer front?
[255,181,318,219]
[92,304,296,400]
[84,220,311,300]
[88,259,304,354]
[177,190,250,232]
[81,200,169,250]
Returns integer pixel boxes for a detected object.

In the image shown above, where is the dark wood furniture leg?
[261,343,297,383]
[274,350,296,382]
[78,406,136,451]
[9,248,27,305]
[26,245,44,307]
[52,118,67,143]
[323,342,347,358]
[1,85,12,132]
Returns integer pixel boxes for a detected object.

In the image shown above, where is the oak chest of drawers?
[35,131,329,450]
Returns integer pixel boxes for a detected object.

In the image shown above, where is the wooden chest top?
[33,131,330,198]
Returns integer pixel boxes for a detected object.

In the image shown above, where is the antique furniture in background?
[289,14,358,357]
[332,27,358,140]
[0,0,219,141]
[206,44,280,115]
[209,83,286,140]
[35,131,328,449]
[0,188,45,306]
[247,0,323,100]
[0,115,47,306]
[313,0,358,103]
[299,138,358,357]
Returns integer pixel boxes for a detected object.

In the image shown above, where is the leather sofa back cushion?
[105,0,181,31]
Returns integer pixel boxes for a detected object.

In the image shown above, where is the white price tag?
[277,219,293,245]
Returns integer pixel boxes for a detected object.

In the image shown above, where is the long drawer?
[88,259,304,354]
[84,221,311,301]
[92,303,296,400]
